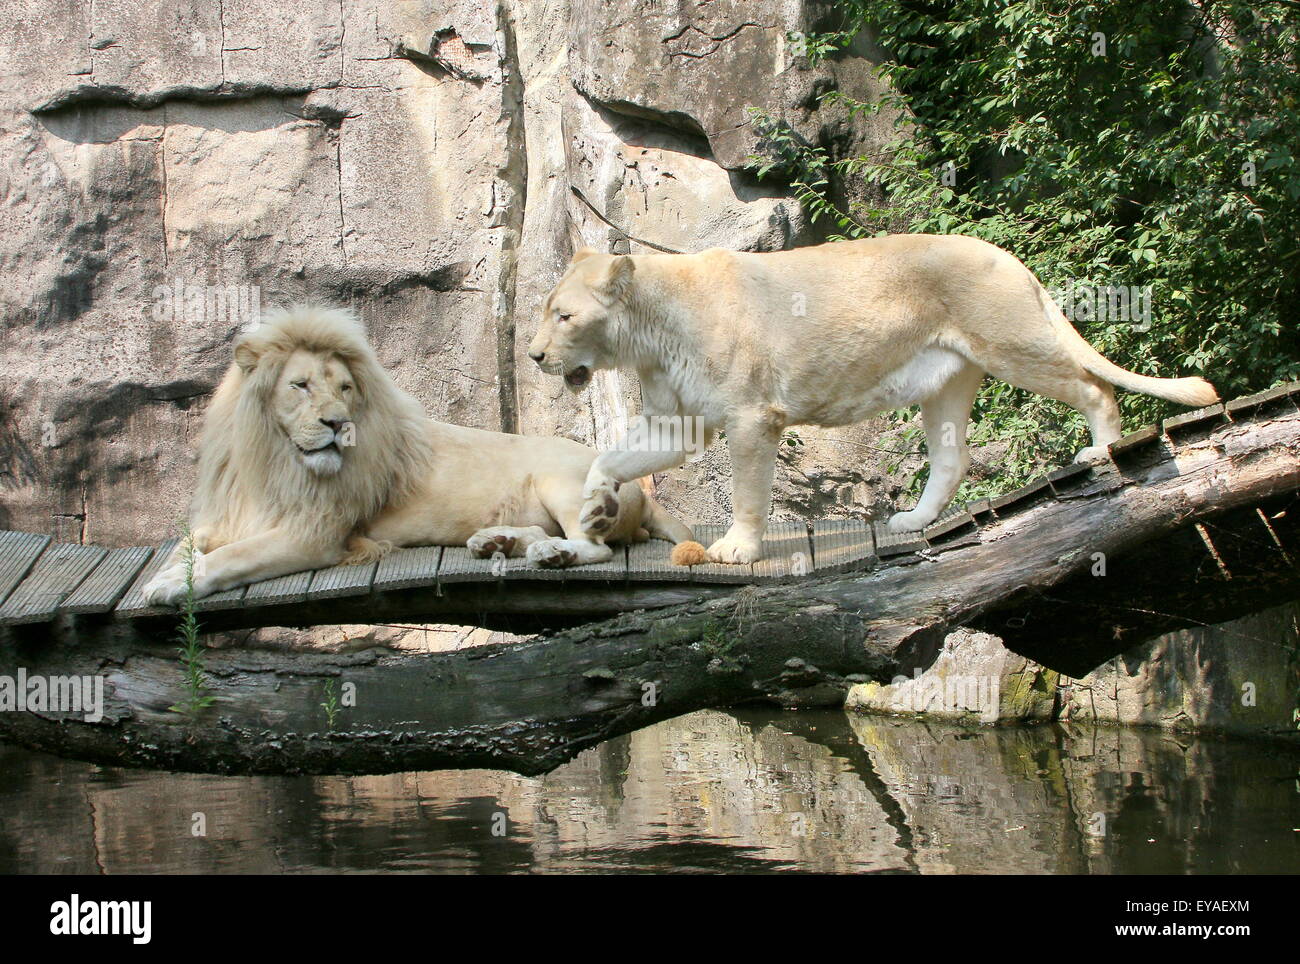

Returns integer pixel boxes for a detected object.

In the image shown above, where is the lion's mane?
[190,305,433,551]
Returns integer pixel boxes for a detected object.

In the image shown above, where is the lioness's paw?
[468,532,517,559]
[885,510,930,534]
[1074,444,1111,465]
[581,472,620,504]
[526,538,580,569]
[706,534,763,565]
[578,486,622,538]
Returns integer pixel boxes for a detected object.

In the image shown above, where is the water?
[1,709,1297,873]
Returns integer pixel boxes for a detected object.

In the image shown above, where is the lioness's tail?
[1043,288,1219,407]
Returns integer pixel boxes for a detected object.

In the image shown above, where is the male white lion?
[143,305,693,605]
[527,234,1218,565]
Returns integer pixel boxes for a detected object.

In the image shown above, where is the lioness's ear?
[570,246,599,265]
[233,334,266,374]
[595,255,635,302]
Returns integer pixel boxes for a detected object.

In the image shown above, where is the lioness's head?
[234,311,365,477]
[527,247,635,392]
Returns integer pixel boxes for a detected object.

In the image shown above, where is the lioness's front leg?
[143,528,346,606]
[709,409,781,565]
[581,413,710,539]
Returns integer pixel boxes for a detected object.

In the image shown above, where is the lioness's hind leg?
[467,525,549,559]
[888,362,985,533]
[978,349,1121,462]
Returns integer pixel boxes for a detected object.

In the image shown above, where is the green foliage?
[168,528,216,717]
[321,679,340,729]
[755,1,1300,493]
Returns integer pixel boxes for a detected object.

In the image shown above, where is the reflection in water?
[0,710,1296,873]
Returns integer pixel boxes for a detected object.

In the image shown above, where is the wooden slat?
[193,585,247,613]
[556,542,629,582]
[750,522,812,583]
[0,543,106,626]
[115,538,180,618]
[1047,462,1094,496]
[308,559,378,600]
[924,507,978,547]
[374,546,444,590]
[1108,424,1162,466]
[627,533,693,582]
[810,519,874,574]
[1162,402,1227,441]
[967,498,995,524]
[0,531,52,607]
[989,477,1053,517]
[243,570,313,608]
[871,521,926,559]
[1224,380,1300,421]
[60,546,153,614]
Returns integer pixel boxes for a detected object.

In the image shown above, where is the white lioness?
[527,234,1218,564]
[143,305,692,605]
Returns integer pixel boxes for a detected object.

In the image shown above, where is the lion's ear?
[594,255,635,303]
[570,247,599,264]
[233,335,266,374]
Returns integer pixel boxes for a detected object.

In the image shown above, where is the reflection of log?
[2,400,1299,776]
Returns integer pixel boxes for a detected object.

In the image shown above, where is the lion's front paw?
[706,533,763,565]
[886,510,930,534]
[526,538,580,569]
[578,485,622,539]
[142,565,192,607]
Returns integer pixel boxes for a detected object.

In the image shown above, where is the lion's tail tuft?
[669,541,709,567]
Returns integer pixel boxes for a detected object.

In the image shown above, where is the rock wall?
[846,603,1300,742]
[0,0,900,544]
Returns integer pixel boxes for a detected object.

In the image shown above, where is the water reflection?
[0,710,1296,873]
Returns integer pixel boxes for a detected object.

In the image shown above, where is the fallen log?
[1,399,1298,776]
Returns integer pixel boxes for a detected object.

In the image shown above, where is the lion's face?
[272,349,356,476]
[528,249,635,392]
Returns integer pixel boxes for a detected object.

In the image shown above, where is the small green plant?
[321,679,340,729]
[701,624,745,673]
[168,528,216,717]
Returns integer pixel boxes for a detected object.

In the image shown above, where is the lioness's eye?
[341,384,353,392]
[558,313,572,322]
[291,380,308,390]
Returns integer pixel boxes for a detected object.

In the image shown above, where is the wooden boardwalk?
[1,381,1298,633]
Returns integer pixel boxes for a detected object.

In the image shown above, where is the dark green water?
[1,710,1297,873]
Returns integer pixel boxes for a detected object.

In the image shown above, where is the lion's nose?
[320,417,345,433]
[528,350,545,363]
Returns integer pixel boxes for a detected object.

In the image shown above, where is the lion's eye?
[340,384,353,393]
[291,380,308,390]
[558,313,573,322]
